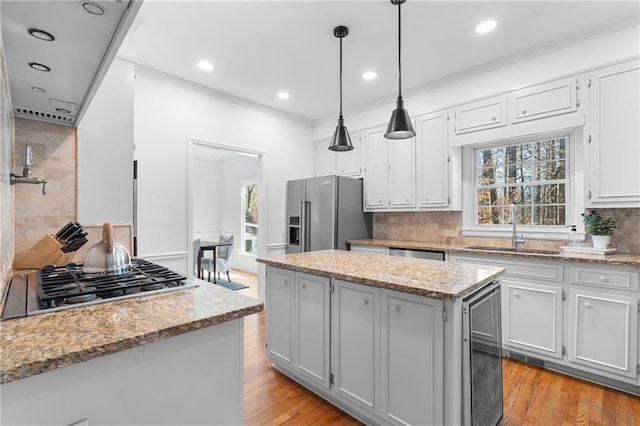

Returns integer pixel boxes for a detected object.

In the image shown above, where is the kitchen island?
[258,249,505,426]
[0,277,263,425]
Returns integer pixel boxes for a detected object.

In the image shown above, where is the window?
[474,136,568,227]
[241,181,258,255]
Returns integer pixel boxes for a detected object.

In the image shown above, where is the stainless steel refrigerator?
[286,175,372,254]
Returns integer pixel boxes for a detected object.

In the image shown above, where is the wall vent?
[507,351,546,368]
[14,106,76,127]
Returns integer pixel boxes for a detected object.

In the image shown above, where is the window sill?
[239,252,258,258]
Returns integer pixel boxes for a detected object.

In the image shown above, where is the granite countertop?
[258,249,505,301]
[0,279,263,384]
[348,239,640,268]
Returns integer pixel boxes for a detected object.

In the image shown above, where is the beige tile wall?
[13,118,77,258]
[374,208,640,254]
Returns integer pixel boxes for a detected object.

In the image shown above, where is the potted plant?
[581,210,616,249]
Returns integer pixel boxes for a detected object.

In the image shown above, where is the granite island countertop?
[0,278,263,384]
[258,249,504,300]
[348,239,640,267]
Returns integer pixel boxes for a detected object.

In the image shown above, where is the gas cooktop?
[2,259,199,319]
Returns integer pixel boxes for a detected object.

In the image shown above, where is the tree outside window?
[242,181,258,255]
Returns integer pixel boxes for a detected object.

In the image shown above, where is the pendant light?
[384,0,415,140]
[328,25,354,151]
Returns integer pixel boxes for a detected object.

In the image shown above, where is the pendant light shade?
[385,0,415,140]
[329,25,354,152]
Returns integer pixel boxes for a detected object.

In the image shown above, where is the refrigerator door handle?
[301,201,310,252]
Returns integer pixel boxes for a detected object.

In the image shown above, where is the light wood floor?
[234,271,640,425]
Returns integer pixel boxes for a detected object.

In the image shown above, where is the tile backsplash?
[374,209,640,254]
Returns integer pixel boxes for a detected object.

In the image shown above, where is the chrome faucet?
[507,203,525,249]
[10,145,47,195]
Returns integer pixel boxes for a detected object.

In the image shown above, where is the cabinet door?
[416,111,449,208]
[350,244,389,255]
[294,273,331,388]
[336,133,361,177]
[266,267,295,365]
[362,127,388,210]
[502,279,563,359]
[453,95,506,134]
[388,137,416,209]
[332,279,380,415]
[380,290,444,426]
[314,140,336,177]
[587,59,640,207]
[568,288,638,381]
[508,77,577,124]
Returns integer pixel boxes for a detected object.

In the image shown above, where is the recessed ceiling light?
[28,62,51,72]
[277,92,290,100]
[362,71,378,81]
[28,28,55,42]
[475,19,498,34]
[197,61,214,71]
[31,86,47,93]
[81,1,106,15]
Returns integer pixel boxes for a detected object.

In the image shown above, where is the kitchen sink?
[463,246,561,255]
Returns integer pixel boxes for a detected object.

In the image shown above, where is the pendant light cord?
[397,1,402,99]
[339,35,344,119]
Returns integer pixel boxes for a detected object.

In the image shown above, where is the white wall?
[193,157,223,240]
[313,25,640,140]
[134,66,313,293]
[77,58,134,224]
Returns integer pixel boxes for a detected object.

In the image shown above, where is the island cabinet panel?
[568,288,639,381]
[502,279,564,359]
[331,279,381,415]
[380,289,444,426]
[295,272,331,388]
[266,268,295,365]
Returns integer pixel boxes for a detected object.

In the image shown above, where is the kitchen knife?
[58,223,79,241]
[65,228,87,243]
[55,222,75,240]
[62,237,88,253]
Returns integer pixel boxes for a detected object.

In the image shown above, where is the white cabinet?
[350,244,389,255]
[314,139,336,177]
[568,288,638,381]
[586,59,640,207]
[336,133,362,177]
[295,272,331,388]
[508,77,577,124]
[266,267,294,365]
[380,289,444,426]
[453,95,506,134]
[362,126,415,211]
[331,279,380,415]
[502,279,564,359]
[415,110,453,209]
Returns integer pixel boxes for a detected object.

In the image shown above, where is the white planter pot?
[591,235,611,249]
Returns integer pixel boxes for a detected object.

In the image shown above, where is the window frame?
[461,129,585,240]
[240,179,258,257]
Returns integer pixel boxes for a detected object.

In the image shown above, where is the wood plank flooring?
[235,271,640,425]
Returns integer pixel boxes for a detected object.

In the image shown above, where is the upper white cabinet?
[415,110,459,209]
[314,139,336,177]
[508,77,578,124]
[453,95,507,134]
[336,133,362,177]
[362,126,416,211]
[586,59,640,207]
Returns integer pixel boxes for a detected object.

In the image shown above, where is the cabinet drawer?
[569,266,639,291]
[449,254,563,283]
[508,77,577,124]
[453,95,506,134]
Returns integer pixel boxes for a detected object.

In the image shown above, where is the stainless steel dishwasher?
[388,248,445,261]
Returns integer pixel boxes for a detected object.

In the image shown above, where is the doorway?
[187,138,265,299]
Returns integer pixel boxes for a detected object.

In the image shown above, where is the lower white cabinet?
[266,268,295,365]
[502,279,564,359]
[568,288,638,380]
[331,279,380,415]
[380,289,444,426]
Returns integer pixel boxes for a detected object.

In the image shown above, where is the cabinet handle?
[361,299,369,305]
[300,283,306,289]
[282,280,288,285]
[424,197,429,201]
[521,109,527,115]
[405,198,410,202]
[598,276,607,282]
[391,305,399,312]
[492,116,497,121]
[584,302,591,308]
[513,292,520,298]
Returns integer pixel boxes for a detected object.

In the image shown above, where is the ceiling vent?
[14,106,76,126]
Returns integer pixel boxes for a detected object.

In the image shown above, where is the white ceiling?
[121,0,639,122]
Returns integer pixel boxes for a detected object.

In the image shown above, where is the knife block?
[13,234,76,269]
